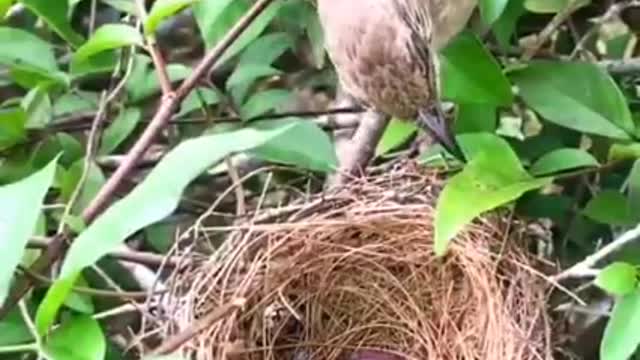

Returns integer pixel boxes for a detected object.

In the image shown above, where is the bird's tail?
[417,106,465,162]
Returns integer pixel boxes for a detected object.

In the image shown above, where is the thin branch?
[18,300,41,358]
[225,156,246,217]
[136,0,173,96]
[47,106,363,133]
[148,44,174,96]
[26,238,183,268]
[523,0,585,60]
[56,92,108,235]
[18,266,167,300]
[601,58,640,76]
[148,298,246,356]
[553,223,640,281]
[83,0,277,223]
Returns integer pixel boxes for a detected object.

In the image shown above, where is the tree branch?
[553,223,640,281]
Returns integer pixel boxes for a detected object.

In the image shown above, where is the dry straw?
[149,160,559,360]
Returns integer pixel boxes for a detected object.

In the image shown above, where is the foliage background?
[0,0,640,359]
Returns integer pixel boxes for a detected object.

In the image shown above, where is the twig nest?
[156,160,557,360]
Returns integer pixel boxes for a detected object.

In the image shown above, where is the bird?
[316,0,477,161]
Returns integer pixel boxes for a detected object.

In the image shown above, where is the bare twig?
[523,0,586,60]
[569,1,640,59]
[136,0,173,96]
[48,106,363,133]
[553,223,640,281]
[148,298,246,356]
[225,156,246,217]
[601,58,640,75]
[26,238,183,268]
[18,300,41,356]
[18,266,167,300]
[56,92,108,234]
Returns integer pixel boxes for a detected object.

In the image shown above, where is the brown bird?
[317,0,477,160]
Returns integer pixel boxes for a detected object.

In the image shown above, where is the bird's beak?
[417,107,466,162]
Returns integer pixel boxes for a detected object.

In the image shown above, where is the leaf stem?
[0,343,38,354]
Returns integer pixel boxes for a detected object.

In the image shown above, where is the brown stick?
[148,298,246,356]
[135,0,174,96]
[26,239,183,268]
[84,0,276,222]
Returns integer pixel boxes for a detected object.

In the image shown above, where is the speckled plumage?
[317,0,476,158]
[317,0,435,120]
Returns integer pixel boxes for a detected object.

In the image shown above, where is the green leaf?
[516,192,573,220]
[510,61,633,140]
[175,87,221,117]
[42,315,105,360]
[69,51,118,77]
[434,133,551,255]
[524,0,566,13]
[530,148,600,176]
[144,0,198,36]
[627,160,640,220]
[595,262,639,296]
[479,0,510,24]
[73,24,143,64]
[53,91,99,117]
[0,156,58,304]
[601,290,640,360]
[0,27,58,72]
[62,119,334,276]
[20,85,51,128]
[192,0,234,46]
[375,118,418,156]
[102,0,137,14]
[583,190,635,226]
[249,119,340,172]
[455,103,497,133]
[609,143,640,162]
[0,107,27,151]
[60,160,106,215]
[35,275,77,334]
[62,276,94,314]
[240,89,293,119]
[492,0,525,48]
[38,120,337,323]
[227,64,282,90]
[19,0,84,47]
[194,0,284,65]
[9,63,70,89]
[33,133,83,168]
[440,31,513,106]
[0,0,12,17]
[236,31,293,67]
[0,307,33,346]
[98,107,142,155]
[127,57,192,102]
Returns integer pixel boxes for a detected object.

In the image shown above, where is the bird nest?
[151,160,559,360]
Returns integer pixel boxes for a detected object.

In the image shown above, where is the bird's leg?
[417,103,466,162]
